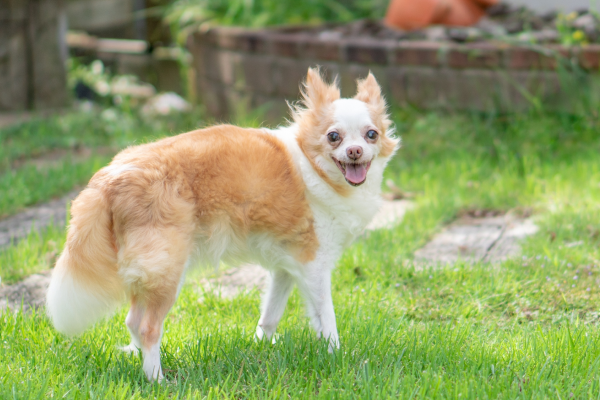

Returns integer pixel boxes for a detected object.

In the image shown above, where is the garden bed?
[187,5,600,122]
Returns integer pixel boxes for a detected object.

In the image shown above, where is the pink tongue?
[345,163,367,184]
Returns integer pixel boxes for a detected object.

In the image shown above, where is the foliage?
[555,11,590,46]
[165,0,388,42]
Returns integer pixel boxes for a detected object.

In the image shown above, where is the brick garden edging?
[187,26,600,122]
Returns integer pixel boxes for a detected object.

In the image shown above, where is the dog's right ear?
[301,68,340,111]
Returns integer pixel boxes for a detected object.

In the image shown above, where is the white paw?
[328,340,340,354]
[143,345,163,382]
[143,362,163,382]
[325,334,340,354]
[255,325,276,343]
[254,325,266,342]
[120,343,140,355]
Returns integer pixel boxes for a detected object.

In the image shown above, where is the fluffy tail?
[46,187,124,336]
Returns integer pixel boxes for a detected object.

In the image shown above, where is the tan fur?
[292,69,350,197]
[56,187,124,299]
[354,73,398,158]
[54,125,318,358]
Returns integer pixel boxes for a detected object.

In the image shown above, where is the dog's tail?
[46,187,125,336]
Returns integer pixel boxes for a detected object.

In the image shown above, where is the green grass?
[2,108,600,398]
[0,156,111,218]
[0,221,68,285]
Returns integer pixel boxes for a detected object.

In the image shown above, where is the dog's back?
[47,124,318,338]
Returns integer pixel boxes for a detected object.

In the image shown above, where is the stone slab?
[414,214,539,265]
[366,200,415,231]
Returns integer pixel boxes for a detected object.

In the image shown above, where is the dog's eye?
[366,130,378,140]
[327,132,340,143]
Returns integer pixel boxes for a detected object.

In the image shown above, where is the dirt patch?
[198,264,269,300]
[0,271,51,313]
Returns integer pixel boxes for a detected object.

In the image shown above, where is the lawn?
[1,106,600,398]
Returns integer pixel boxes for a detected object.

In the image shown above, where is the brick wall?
[188,26,600,124]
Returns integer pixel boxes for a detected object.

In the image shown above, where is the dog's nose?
[346,146,363,160]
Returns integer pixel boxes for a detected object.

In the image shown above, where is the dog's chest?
[309,192,380,249]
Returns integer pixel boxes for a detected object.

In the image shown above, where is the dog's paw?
[120,343,140,355]
[255,325,279,344]
[327,341,340,354]
[326,335,340,354]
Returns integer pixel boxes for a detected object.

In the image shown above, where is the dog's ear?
[354,72,385,111]
[302,67,340,110]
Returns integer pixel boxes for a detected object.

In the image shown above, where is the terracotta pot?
[384,0,498,31]
[472,0,498,6]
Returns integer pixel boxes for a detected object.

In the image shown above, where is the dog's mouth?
[332,157,372,186]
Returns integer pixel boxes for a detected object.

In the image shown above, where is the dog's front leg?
[256,269,295,341]
[297,266,339,352]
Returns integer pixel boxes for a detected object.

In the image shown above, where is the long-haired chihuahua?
[47,68,399,381]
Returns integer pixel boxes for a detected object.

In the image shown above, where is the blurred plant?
[555,12,590,46]
[165,0,388,43]
[67,59,112,99]
[67,58,157,111]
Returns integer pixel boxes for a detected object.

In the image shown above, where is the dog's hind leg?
[255,269,295,341]
[137,297,176,382]
[121,298,144,355]
[120,226,193,381]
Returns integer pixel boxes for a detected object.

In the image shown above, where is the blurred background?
[1,0,598,117]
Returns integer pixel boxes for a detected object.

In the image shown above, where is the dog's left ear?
[302,67,340,110]
[354,72,385,112]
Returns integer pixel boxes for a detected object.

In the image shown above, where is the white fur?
[329,99,379,163]
[143,336,164,381]
[103,163,138,177]
[255,99,397,350]
[46,256,120,336]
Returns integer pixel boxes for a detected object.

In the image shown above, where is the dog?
[46,68,399,381]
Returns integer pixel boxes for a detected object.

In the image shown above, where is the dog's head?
[292,68,399,195]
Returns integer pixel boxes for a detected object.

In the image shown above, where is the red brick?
[507,45,570,70]
[301,38,341,61]
[274,58,313,97]
[269,34,306,58]
[188,31,212,48]
[393,41,446,67]
[214,27,247,50]
[236,31,269,53]
[447,43,504,69]
[241,54,276,95]
[345,39,393,65]
[577,44,600,70]
[387,68,408,105]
